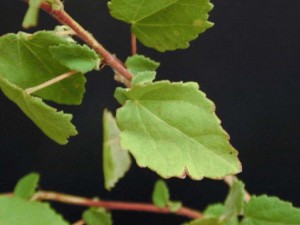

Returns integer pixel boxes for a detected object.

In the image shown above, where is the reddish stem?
[33,191,203,219]
[36,1,133,81]
[131,32,137,55]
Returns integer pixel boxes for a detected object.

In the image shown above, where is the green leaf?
[83,208,112,225]
[14,173,40,200]
[108,0,214,51]
[103,110,131,191]
[183,218,226,225]
[125,55,160,85]
[114,87,129,105]
[116,81,241,179]
[169,201,182,212]
[204,203,225,217]
[0,196,70,225]
[204,203,239,225]
[131,71,156,85]
[224,178,245,220]
[241,195,300,225]
[0,76,77,144]
[49,44,101,73]
[125,54,160,75]
[0,31,86,105]
[152,180,170,208]
[22,0,43,28]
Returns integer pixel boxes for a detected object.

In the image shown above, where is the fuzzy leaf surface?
[103,110,131,191]
[0,76,77,144]
[14,173,40,200]
[116,81,241,179]
[241,195,300,225]
[0,196,69,225]
[224,179,245,220]
[108,0,214,51]
[0,31,86,105]
[83,208,112,225]
[152,180,170,208]
[49,44,101,73]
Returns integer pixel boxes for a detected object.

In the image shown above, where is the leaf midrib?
[136,101,236,169]
[132,0,179,24]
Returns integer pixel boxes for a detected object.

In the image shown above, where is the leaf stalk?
[25,70,78,95]
[131,32,137,55]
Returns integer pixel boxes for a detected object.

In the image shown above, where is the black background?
[0,0,299,224]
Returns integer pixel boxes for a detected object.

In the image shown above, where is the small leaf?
[169,201,182,212]
[14,173,40,200]
[103,110,131,191]
[0,196,70,225]
[204,203,225,217]
[224,178,245,220]
[152,180,170,208]
[22,0,43,28]
[204,203,239,225]
[0,31,86,105]
[131,71,156,85]
[125,54,160,75]
[116,81,241,179]
[125,54,160,85]
[114,87,129,105]
[83,208,112,225]
[183,218,226,225]
[0,76,77,144]
[108,0,214,51]
[241,195,300,225]
[49,44,101,73]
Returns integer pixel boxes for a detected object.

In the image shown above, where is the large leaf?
[0,196,69,225]
[103,110,131,191]
[0,31,86,105]
[115,81,241,179]
[14,173,40,200]
[0,76,77,144]
[108,0,214,51]
[241,195,300,225]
